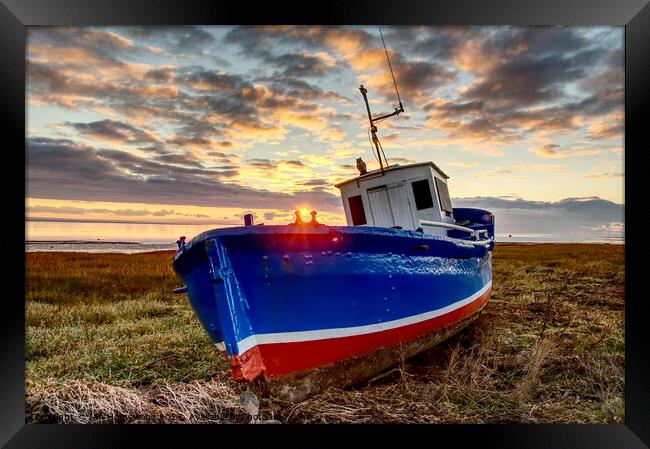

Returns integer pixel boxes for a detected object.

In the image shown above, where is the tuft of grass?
[26,379,249,424]
[26,244,624,423]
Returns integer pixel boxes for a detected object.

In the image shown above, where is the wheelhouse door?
[367,186,394,227]
[367,182,415,229]
[387,182,415,230]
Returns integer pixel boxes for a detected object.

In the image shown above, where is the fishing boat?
[171,33,495,401]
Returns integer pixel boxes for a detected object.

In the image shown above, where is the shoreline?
[25,241,178,254]
[25,240,624,255]
[26,240,143,245]
[26,239,625,245]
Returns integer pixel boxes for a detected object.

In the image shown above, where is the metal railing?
[419,220,488,240]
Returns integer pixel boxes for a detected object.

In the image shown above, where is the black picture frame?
[3,0,649,446]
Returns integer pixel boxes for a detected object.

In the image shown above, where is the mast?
[358,27,404,176]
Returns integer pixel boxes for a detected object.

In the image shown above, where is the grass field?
[25,244,624,423]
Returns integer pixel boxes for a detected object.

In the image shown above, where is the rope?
[379,27,402,110]
[378,138,389,167]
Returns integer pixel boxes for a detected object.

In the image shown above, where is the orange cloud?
[475,163,566,179]
[530,144,602,159]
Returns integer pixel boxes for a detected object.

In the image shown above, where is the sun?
[299,208,310,218]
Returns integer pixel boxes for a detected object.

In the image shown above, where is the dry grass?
[25,243,624,423]
[26,379,248,424]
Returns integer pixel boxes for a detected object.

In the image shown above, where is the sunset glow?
[26,26,624,242]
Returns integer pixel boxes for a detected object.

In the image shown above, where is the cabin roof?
[334,161,449,189]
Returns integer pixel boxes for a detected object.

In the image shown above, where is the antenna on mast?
[359,27,404,176]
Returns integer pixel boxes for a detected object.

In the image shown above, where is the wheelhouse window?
[411,179,434,210]
[348,195,367,225]
[434,177,453,213]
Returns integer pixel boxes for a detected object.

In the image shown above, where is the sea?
[25,219,624,253]
[25,220,219,253]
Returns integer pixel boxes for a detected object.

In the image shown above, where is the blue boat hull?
[172,224,493,398]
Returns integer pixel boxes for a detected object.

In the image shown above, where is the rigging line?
[379,26,402,110]
[378,138,389,167]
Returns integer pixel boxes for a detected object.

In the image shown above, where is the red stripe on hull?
[228,287,491,381]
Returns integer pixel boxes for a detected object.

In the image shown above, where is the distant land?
[25,196,624,245]
[25,216,231,227]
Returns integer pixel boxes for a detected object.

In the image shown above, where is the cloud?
[223,25,371,60]
[26,26,624,226]
[29,26,623,153]
[475,163,565,179]
[446,161,480,168]
[225,27,344,96]
[422,27,623,144]
[152,152,205,168]
[258,76,351,104]
[242,158,305,173]
[27,137,340,211]
[176,69,247,92]
[28,27,346,151]
[28,27,147,66]
[28,47,345,152]
[587,121,623,141]
[27,60,180,112]
[269,52,339,78]
[364,53,456,104]
[120,26,216,54]
[143,67,175,83]
[64,119,160,145]
[531,144,561,158]
[454,195,622,220]
[585,172,624,180]
[299,178,329,187]
[530,144,601,159]
[225,25,454,104]
[453,195,623,241]
[389,156,417,164]
[27,205,210,219]
[462,50,598,107]
[283,160,305,167]
[319,126,347,142]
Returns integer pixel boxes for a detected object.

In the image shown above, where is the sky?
[25,26,624,241]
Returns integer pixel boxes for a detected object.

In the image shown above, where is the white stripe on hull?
[235,280,492,355]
